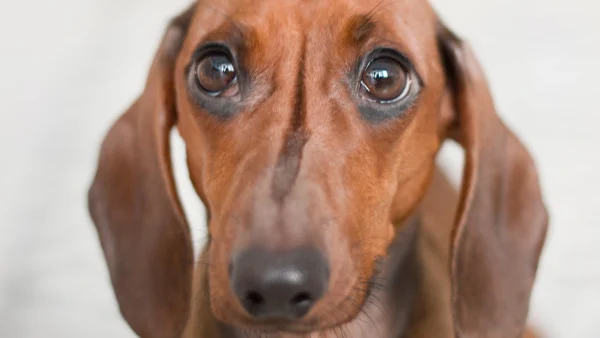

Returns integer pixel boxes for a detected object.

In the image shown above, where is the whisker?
[350,296,382,338]
[364,0,386,20]
[365,0,399,22]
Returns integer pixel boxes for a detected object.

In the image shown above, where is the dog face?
[88,1,547,337]
[175,0,446,331]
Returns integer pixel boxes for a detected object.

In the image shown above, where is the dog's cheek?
[207,233,241,322]
[391,161,436,222]
[389,119,441,222]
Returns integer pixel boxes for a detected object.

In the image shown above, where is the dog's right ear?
[437,21,549,338]
[88,5,196,337]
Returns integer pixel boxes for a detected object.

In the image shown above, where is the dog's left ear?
[88,5,196,338]
[437,23,549,337]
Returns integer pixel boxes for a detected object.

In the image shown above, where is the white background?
[0,0,598,337]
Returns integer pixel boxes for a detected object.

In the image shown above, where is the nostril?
[289,291,314,317]
[290,291,312,306]
[245,291,265,306]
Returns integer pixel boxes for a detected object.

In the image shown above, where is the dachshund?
[88,1,548,337]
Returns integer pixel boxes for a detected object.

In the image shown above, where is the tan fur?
[88,1,548,337]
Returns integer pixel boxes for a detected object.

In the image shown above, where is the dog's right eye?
[360,57,411,103]
[195,52,239,97]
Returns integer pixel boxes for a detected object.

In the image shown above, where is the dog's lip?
[225,281,375,335]
[228,309,322,333]
[237,320,331,335]
[244,321,320,334]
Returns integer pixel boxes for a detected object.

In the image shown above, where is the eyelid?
[186,42,238,74]
[360,74,413,104]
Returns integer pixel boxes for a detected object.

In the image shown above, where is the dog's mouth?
[213,257,387,336]
[225,242,412,337]
[204,215,418,337]
[228,282,378,335]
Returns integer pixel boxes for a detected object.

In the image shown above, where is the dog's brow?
[196,2,252,44]
[186,22,256,73]
[346,14,376,44]
[199,22,253,49]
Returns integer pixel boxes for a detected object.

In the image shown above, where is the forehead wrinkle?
[180,0,268,61]
[192,19,255,53]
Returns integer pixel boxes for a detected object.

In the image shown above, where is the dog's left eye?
[195,52,239,97]
[360,57,411,102]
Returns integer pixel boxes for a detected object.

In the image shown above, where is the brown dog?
[88,1,548,337]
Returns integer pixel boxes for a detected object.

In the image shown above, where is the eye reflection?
[195,52,238,96]
[361,57,410,102]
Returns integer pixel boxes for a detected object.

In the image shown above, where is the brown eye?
[195,52,238,96]
[361,57,410,102]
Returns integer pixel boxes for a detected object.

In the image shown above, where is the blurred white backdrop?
[0,0,598,337]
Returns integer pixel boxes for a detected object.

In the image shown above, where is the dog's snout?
[230,248,329,320]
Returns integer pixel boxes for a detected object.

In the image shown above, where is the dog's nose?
[230,248,329,320]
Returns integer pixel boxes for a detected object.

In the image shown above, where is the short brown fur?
[88,1,548,337]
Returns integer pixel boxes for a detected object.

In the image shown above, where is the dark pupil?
[197,54,236,93]
[362,58,407,101]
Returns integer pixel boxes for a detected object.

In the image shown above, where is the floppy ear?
[437,23,549,337]
[88,5,196,338]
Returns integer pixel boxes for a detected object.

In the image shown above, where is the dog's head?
[88,1,548,337]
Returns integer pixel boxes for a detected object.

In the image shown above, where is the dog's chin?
[228,314,361,336]
[218,307,364,335]
[216,285,373,336]
[239,321,335,335]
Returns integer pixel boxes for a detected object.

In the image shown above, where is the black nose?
[230,248,329,320]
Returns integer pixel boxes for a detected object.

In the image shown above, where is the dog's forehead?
[182,0,438,68]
